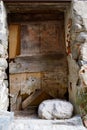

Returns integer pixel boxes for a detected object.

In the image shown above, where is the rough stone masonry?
[0,1,9,111]
[0,0,87,127]
[65,0,87,125]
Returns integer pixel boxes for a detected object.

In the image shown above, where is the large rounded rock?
[38,99,73,120]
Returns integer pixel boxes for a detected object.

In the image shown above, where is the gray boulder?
[38,99,73,120]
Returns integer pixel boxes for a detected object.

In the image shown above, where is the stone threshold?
[10,114,87,130]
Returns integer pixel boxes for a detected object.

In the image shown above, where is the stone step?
[10,115,87,130]
[0,111,14,130]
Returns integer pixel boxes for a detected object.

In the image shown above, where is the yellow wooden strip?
[9,24,20,59]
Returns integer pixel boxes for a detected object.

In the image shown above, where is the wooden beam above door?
[5,1,71,13]
[3,0,71,2]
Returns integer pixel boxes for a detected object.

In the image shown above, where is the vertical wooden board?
[58,20,65,50]
[10,74,21,95]
[41,70,68,99]
[21,73,42,95]
[20,20,65,56]
[10,74,22,111]
[21,24,40,55]
[10,73,41,95]
[16,95,22,110]
[10,73,41,110]
[40,22,58,53]
[9,24,20,59]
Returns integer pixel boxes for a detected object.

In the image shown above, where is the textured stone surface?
[79,65,87,86]
[71,24,83,33]
[0,80,8,110]
[38,99,73,120]
[76,33,87,43]
[67,55,79,112]
[73,1,87,19]
[0,58,8,70]
[81,43,87,61]
[0,70,7,80]
[0,1,8,111]
[65,0,87,121]
[0,44,8,58]
[10,115,87,130]
[0,111,14,130]
[72,1,87,120]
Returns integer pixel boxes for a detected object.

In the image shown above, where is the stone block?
[38,99,73,120]
[83,18,87,30]
[81,43,87,61]
[0,70,7,80]
[73,1,87,19]
[0,80,9,110]
[71,24,83,33]
[79,65,87,86]
[10,115,87,130]
[0,44,8,58]
[0,58,8,70]
[0,111,14,130]
[76,32,87,43]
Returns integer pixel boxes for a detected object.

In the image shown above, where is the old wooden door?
[9,14,68,111]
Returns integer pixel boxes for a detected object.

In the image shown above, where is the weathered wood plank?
[8,13,64,23]
[10,68,68,110]
[9,54,67,73]
[22,90,53,109]
[6,1,70,14]
[42,71,68,99]
[4,0,71,2]
[22,90,42,109]
[28,91,53,106]
[20,21,64,55]
[10,73,41,110]
[9,10,68,111]
[40,22,60,53]
[10,73,41,95]
[16,95,22,110]
[9,24,20,59]
[21,24,40,55]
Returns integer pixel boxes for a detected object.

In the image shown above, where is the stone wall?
[0,1,9,110]
[65,0,87,118]
[0,0,87,121]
